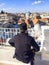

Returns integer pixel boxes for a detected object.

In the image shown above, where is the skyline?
[0,0,49,13]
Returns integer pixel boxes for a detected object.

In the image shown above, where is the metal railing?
[0,28,20,45]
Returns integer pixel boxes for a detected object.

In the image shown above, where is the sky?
[0,0,49,13]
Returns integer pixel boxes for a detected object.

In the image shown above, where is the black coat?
[9,33,40,63]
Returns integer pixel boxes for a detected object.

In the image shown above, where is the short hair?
[20,23,27,32]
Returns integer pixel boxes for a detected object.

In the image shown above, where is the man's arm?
[31,38,40,52]
[8,36,15,47]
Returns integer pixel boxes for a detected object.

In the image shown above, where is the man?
[9,23,40,65]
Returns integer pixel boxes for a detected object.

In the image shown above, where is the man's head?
[20,23,27,33]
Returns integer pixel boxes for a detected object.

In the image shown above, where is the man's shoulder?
[14,34,20,37]
[27,35,34,40]
[15,33,34,40]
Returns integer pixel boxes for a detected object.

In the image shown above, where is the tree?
[36,15,41,19]
[1,10,5,14]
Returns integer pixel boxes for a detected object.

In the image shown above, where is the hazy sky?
[0,0,49,13]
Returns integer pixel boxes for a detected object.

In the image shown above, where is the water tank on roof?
[26,12,31,19]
